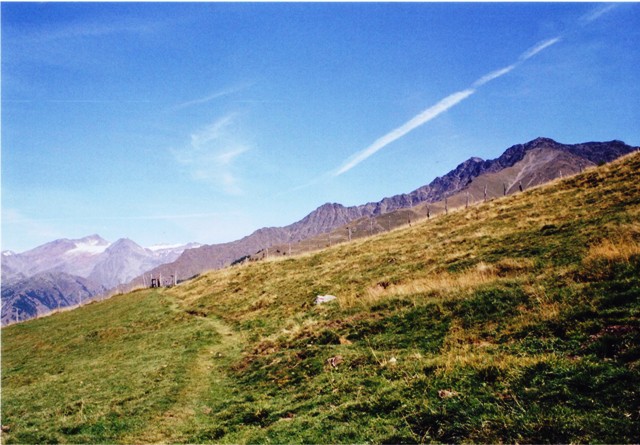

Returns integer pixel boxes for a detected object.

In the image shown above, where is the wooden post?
[465,192,469,209]
[427,205,430,219]
[348,226,352,242]
[445,197,448,215]
[484,185,487,203]
[503,183,507,196]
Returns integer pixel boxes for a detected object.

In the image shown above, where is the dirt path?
[123,290,245,443]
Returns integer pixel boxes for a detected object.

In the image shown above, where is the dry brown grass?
[340,266,497,309]
[341,258,534,310]
[432,319,554,377]
[585,234,640,264]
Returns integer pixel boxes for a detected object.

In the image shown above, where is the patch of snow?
[66,241,110,256]
[147,242,202,252]
[147,243,187,251]
[2,251,16,256]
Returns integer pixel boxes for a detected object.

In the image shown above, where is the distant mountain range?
[129,137,638,288]
[2,137,637,325]
[1,236,200,325]
[1,272,106,325]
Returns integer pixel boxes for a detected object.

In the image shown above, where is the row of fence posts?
[257,167,594,261]
[143,272,177,288]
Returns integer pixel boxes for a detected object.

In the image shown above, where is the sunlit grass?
[2,152,640,443]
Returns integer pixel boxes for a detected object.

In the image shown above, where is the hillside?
[2,152,639,443]
[130,138,637,286]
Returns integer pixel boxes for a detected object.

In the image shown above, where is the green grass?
[2,153,640,443]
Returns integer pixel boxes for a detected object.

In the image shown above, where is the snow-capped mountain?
[1,235,200,325]
[85,239,201,289]
[1,234,110,283]
[1,235,199,288]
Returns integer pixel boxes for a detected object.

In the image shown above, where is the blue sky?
[2,2,639,253]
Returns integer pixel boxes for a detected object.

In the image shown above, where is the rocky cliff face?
[132,138,638,287]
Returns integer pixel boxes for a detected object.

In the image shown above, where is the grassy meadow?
[2,153,640,443]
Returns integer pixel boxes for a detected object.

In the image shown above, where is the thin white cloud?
[519,37,561,61]
[16,19,161,44]
[172,113,251,195]
[581,4,618,24]
[217,146,250,165]
[173,83,253,110]
[473,64,517,88]
[190,113,237,148]
[3,211,234,222]
[332,31,564,177]
[333,89,476,176]
[1,208,65,250]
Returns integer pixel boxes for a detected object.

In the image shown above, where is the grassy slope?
[2,153,640,444]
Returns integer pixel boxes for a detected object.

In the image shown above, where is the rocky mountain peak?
[526,137,559,149]
[106,238,145,254]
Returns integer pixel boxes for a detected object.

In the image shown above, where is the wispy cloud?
[173,83,253,110]
[12,18,161,46]
[1,208,65,250]
[581,3,618,24]
[332,32,564,176]
[172,113,251,195]
[2,211,234,223]
[216,146,250,165]
[3,210,234,220]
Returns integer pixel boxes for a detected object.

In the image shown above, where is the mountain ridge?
[3,137,637,324]
[1,271,107,325]
[130,137,638,288]
[3,150,639,443]
[1,237,200,325]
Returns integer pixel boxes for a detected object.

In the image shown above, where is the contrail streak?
[333,89,475,176]
[332,34,561,176]
[519,37,561,61]
[473,64,517,87]
[581,4,618,24]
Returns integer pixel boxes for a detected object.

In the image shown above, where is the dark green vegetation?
[3,153,640,443]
